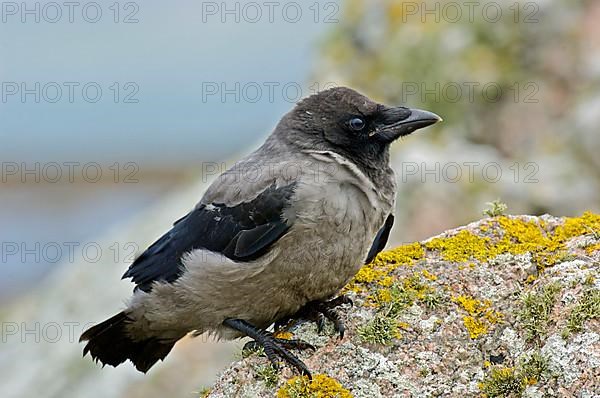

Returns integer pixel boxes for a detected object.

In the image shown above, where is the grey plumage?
[80,86,441,374]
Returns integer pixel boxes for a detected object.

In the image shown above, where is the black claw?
[224,318,313,378]
[332,319,345,339]
[263,344,278,365]
[297,295,351,339]
[262,337,312,378]
[316,312,326,333]
[321,307,344,338]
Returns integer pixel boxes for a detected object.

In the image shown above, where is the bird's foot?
[280,295,353,339]
[224,318,315,378]
[242,335,314,353]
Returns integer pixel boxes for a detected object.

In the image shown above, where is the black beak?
[374,107,442,142]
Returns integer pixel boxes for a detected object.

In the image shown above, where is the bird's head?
[276,86,441,167]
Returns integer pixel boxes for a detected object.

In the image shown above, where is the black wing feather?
[231,222,289,258]
[365,213,394,264]
[123,182,296,292]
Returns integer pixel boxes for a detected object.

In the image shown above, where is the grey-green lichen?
[479,366,527,398]
[565,288,600,335]
[519,350,551,384]
[518,282,561,342]
[357,312,402,345]
[255,365,279,388]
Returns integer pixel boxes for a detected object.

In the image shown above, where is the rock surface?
[207,213,600,398]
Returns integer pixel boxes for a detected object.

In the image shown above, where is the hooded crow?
[80,86,441,377]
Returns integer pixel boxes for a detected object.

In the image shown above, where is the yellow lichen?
[273,331,294,340]
[493,213,599,268]
[354,213,598,289]
[584,274,596,286]
[371,242,425,267]
[585,242,600,255]
[345,242,424,294]
[425,230,491,263]
[454,295,502,323]
[378,275,394,287]
[424,212,600,272]
[454,295,484,315]
[352,266,387,285]
[453,295,503,339]
[393,329,403,339]
[374,288,393,303]
[421,269,438,281]
[483,309,504,325]
[277,374,352,398]
[463,316,488,339]
[555,211,600,241]
[397,321,410,330]
[494,216,555,255]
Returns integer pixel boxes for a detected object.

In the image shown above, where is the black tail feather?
[80,312,177,373]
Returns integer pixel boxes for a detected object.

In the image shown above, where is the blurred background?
[1,0,599,396]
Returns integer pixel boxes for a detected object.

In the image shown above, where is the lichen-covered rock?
[207,213,600,398]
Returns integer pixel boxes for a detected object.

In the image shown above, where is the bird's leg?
[293,294,353,338]
[223,318,314,378]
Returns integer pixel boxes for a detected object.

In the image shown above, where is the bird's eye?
[348,117,366,131]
